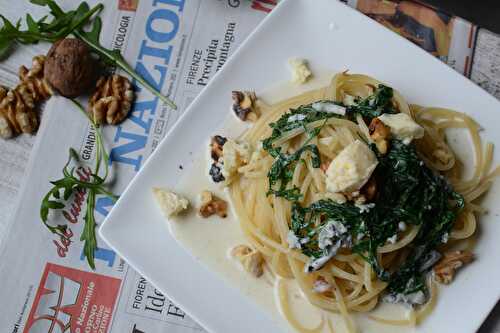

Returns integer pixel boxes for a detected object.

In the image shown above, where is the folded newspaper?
[0,0,478,332]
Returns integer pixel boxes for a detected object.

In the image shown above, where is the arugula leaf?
[46,200,65,209]
[39,100,119,269]
[25,14,39,33]
[0,15,20,59]
[84,16,102,45]
[81,190,97,269]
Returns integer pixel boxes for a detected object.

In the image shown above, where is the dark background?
[420,0,500,33]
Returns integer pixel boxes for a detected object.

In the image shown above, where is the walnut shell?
[44,38,97,97]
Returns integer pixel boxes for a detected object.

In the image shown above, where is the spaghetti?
[222,72,498,332]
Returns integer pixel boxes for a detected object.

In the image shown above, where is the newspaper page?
[471,29,500,99]
[0,0,479,333]
[0,1,275,332]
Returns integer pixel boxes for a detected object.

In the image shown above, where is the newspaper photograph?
[0,0,484,332]
[344,0,476,76]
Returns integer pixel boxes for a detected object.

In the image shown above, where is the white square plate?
[100,0,500,332]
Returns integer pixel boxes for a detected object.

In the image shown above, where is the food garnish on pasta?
[202,71,498,332]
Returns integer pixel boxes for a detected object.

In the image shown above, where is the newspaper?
[0,0,480,332]
[471,29,500,99]
[0,1,272,332]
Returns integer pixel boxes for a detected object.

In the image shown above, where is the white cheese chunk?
[312,101,346,115]
[318,220,347,250]
[152,188,189,219]
[288,114,306,122]
[325,140,378,193]
[287,231,302,249]
[221,139,252,185]
[378,113,424,144]
[398,221,407,231]
[387,234,398,244]
[384,290,426,305]
[441,232,449,244]
[288,58,312,84]
[356,202,375,213]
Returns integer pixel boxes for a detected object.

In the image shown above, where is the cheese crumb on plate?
[152,188,190,219]
[288,58,312,84]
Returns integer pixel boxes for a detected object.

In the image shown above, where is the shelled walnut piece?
[433,250,474,284]
[0,56,53,139]
[18,55,53,106]
[361,176,377,201]
[369,118,390,154]
[231,245,264,277]
[88,74,135,125]
[232,91,259,121]
[199,190,228,218]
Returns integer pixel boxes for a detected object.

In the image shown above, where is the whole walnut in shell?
[44,38,97,97]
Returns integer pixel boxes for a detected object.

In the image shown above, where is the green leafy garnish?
[40,100,119,269]
[263,104,340,156]
[291,200,365,260]
[0,0,176,109]
[370,140,464,295]
[262,104,339,200]
[346,84,397,120]
[288,139,464,297]
[263,87,465,300]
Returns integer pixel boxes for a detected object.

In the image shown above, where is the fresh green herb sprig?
[40,100,118,269]
[0,0,176,109]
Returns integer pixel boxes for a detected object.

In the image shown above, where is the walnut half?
[209,135,227,183]
[0,87,38,139]
[88,74,135,125]
[433,250,473,284]
[0,55,53,139]
[18,55,53,107]
[199,190,228,218]
[231,244,264,277]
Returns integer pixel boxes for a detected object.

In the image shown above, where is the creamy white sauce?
[169,74,417,333]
